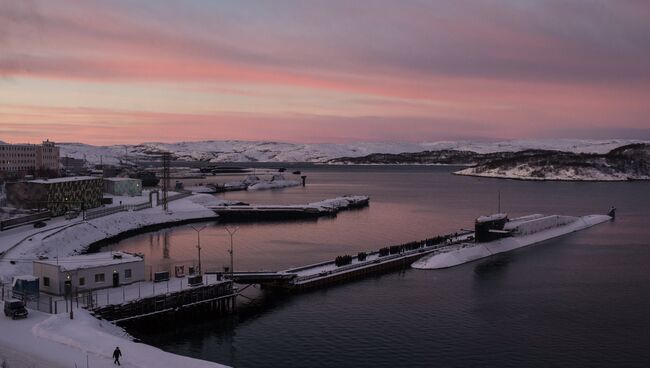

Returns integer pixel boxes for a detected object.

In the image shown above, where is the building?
[0,140,60,177]
[104,177,142,196]
[33,251,145,295]
[6,176,103,216]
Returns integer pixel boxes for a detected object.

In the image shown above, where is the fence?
[127,202,152,211]
[84,200,152,220]
[79,273,223,309]
[162,191,192,204]
[0,281,65,314]
[84,205,127,220]
[0,211,51,231]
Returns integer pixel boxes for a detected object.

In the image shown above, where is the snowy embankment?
[0,194,227,282]
[0,301,227,368]
[454,165,650,181]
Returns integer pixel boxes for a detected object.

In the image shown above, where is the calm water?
[110,166,650,368]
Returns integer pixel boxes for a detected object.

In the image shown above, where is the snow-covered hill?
[57,139,648,165]
[454,144,650,181]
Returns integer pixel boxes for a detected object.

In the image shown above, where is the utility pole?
[191,225,207,274]
[498,190,501,214]
[162,152,171,211]
[225,226,239,278]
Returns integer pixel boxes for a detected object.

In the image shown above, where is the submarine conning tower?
[475,213,509,242]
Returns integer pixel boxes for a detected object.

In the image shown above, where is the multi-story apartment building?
[0,140,60,176]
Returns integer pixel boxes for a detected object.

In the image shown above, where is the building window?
[124,269,132,279]
[79,277,85,286]
[95,273,105,283]
[43,277,50,287]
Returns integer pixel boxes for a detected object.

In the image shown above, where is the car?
[33,221,46,228]
[65,211,79,220]
[4,299,28,319]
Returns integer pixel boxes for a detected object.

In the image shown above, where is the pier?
[80,275,237,324]
[79,226,470,326]
[227,230,473,291]
[208,195,370,222]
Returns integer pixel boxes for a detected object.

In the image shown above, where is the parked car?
[65,211,79,220]
[4,299,28,319]
[33,221,46,228]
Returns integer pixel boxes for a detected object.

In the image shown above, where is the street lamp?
[224,226,239,278]
[190,225,207,275]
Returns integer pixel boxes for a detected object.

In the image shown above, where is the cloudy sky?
[1,0,649,144]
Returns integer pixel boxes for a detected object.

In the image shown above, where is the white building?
[33,251,145,295]
[0,140,60,176]
[103,177,142,196]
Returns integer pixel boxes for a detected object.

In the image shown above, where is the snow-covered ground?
[58,139,649,164]
[0,194,227,283]
[0,301,227,368]
[0,193,234,367]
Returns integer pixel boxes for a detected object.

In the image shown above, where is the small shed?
[103,177,142,197]
[33,251,145,295]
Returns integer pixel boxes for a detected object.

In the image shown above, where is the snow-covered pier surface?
[412,214,611,270]
[209,195,369,221]
[227,231,473,291]
[0,300,228,368]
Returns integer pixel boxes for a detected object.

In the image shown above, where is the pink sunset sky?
[1,0,649,145]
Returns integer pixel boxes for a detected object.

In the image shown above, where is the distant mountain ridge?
[57,139,647,165]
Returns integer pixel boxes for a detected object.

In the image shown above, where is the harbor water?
[108,166,650,368]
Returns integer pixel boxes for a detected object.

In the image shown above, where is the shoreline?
[452,171,650,182]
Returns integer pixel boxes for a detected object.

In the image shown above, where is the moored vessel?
[412,211,612,269]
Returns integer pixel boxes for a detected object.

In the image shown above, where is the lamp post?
[191,225,207,275]
[225,226,239,278]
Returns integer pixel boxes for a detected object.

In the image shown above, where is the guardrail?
[85,205,127,220]
[0,211,51,231]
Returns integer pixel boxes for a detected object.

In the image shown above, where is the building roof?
[34,251,143,272]
[104,177,140,182]
[29,176,101,184]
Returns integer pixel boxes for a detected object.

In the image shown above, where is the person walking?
[113,347,122,365]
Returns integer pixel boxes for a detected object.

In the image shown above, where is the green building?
[7,176,103,216]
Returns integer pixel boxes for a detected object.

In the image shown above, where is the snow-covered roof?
[29,176,101,184]
[34,251,143,272]
[104,177,140,182]
[476,213,508,223]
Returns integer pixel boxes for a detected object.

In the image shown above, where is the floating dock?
[209,195,370,222]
